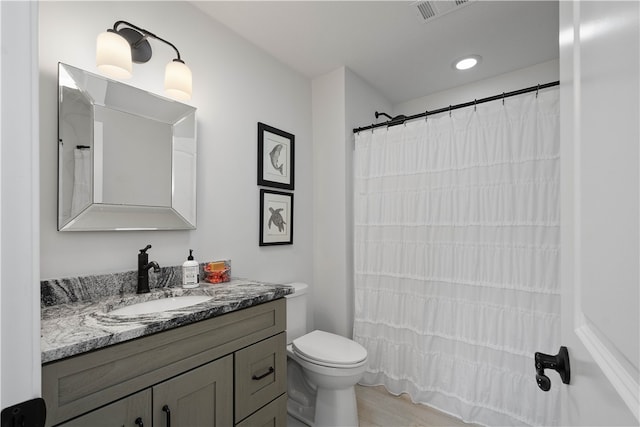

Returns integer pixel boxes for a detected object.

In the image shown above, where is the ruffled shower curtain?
[353,89,560,426]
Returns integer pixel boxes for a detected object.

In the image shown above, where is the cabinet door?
[153,355,233,427]
[236,394,287,427]
[59,388,151,427]
[235,332,287,422]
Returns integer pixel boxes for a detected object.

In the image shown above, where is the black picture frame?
[259,189,293,246]
[257,122,295,190]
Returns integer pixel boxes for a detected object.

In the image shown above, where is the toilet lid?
[292,330,367,366]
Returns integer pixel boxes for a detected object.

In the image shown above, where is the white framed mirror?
[57,63,197,231]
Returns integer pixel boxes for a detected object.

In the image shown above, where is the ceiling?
[192,1,559,105]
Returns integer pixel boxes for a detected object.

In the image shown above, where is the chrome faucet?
[137,244,160,294]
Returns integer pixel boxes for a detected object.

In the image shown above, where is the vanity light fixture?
[96,20,192,101]
[454,55,482,71]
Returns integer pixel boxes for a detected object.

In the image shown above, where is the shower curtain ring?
[449,105,452,117]
[425,111,428,122]
[474,99,477,112]
[536,84,540,98]
[502,92,505,105]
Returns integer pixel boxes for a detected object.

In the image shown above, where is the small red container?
[203,262,230,284]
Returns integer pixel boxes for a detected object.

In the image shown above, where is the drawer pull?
[252,366,275,380]
[162,405,171,427]
[134,417,144,427]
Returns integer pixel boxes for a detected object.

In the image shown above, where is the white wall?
[394,59,559,116]
[0,1,40,407]
[312,68,346,335]
[312,67,391,337]
[39,2,313,287]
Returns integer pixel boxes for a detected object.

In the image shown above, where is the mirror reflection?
[58,63,197,231]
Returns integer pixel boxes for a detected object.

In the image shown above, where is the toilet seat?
[292,330,367,368]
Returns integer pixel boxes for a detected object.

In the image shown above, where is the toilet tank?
[285,282,308,344]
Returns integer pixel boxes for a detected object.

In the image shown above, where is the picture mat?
[261,192,292,244]
[262,130,290,185]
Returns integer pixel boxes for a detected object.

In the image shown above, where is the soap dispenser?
[182,249,199,289]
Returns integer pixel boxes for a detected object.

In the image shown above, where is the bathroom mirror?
[57,63,197,231]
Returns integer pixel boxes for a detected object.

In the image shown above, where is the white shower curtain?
[353,89,560,426]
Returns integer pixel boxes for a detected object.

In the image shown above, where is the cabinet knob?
[134,417,144,427]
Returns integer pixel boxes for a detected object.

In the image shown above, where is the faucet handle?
[139,244,152,254]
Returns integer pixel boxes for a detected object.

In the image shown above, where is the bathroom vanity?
[41,279,291,427]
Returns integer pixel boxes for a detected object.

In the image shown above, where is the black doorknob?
[535,346,570,391]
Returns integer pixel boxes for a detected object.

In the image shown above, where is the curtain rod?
[352,80,560,134]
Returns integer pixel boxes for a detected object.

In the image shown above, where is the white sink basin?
[109,295,213,316]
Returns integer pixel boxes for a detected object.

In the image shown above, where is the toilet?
[285,283,368,427]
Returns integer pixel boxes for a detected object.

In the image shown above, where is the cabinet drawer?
[58,389,151,427]
[236,393,287,427]
[235,332,287,422]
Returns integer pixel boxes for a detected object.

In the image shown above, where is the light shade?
[96,31,133,79]
[164,60,192,101]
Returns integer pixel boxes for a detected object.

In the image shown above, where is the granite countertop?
[41,279,293,364]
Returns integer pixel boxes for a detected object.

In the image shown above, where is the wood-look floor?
[356,385,479,427]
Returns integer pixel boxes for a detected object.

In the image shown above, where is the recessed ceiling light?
[454,55,481,70]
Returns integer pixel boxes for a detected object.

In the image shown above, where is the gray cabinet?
[43,299,286,427]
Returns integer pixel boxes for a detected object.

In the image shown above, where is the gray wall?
[39,1,313,287]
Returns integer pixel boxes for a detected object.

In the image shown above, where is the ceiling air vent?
[416,1,436,20]
[412,0,473,23]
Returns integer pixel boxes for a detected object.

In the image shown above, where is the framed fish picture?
[259,189,293,246]
[257,122,295,190]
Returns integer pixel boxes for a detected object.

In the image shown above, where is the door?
[560,1,639,425]
[153,355,233,427]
